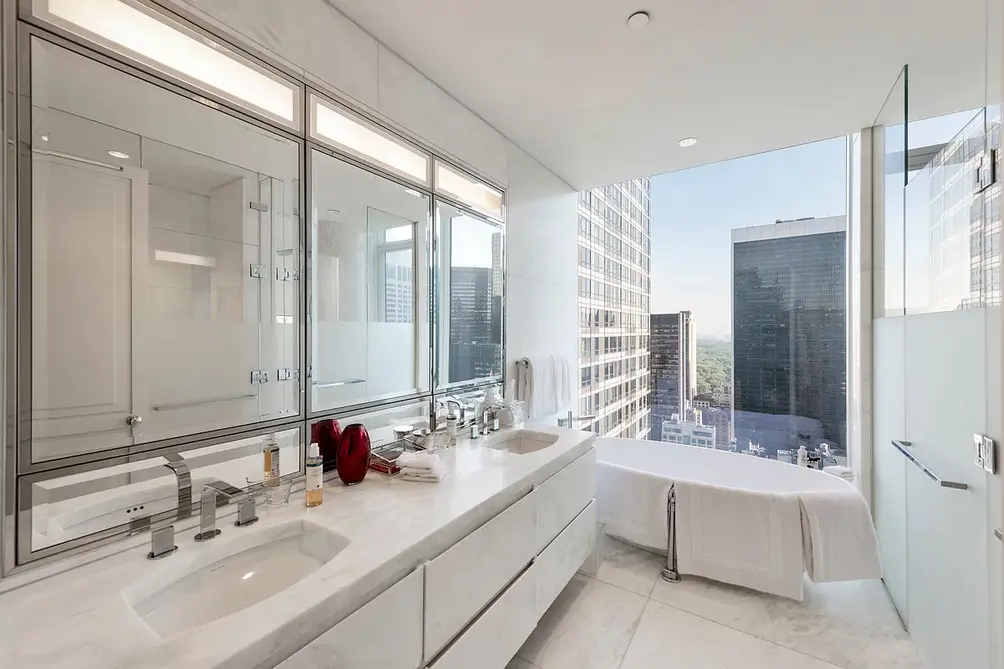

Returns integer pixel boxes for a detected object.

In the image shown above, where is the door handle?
[126,414,143,427]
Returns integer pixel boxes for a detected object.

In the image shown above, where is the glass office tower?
[732,216,847,458]
[577,179,652,438]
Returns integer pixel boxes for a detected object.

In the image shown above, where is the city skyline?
[649,136,848,338]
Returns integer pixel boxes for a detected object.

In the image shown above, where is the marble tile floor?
[508,535,926,669]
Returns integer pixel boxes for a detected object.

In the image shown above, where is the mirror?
[29,39,301,462]
[310,150,431,412]
[435,201,504,387]
[29,427,301,553]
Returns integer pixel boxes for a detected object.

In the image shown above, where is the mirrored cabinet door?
[28,39,301,462]
[435,201,504,388]
[310,150,431,413]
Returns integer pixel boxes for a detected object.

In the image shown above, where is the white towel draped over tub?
[595,438,883,601]
[596,462,673,553]
[799,489,883,583]
[675,480,805,600]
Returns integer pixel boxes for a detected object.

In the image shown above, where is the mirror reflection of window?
[28,39,300,463]
[311,151,430,413]
[435,202,503,387]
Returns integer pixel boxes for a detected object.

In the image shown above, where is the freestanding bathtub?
[595,437,880,600]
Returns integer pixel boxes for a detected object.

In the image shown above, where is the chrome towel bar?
[891,440,968,490]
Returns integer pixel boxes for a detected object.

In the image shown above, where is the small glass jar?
[509,400,526,429]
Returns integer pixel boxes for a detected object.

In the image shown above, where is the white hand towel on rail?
[675,480,805,600]
[596,462,673,552]
[799,488,883,583]
[552,354,573,411]
[525,355,556,419]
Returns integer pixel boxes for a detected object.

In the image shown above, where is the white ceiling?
[327,0,1000,189]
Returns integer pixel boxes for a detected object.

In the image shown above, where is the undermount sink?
[124,520,348,638]
[484,429,559,455]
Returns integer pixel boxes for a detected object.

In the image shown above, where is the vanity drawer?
[426,561,537,669]
[424,489,537,661]
[535,448,596,553]
[277,566,424,669]
[536,499,596,617]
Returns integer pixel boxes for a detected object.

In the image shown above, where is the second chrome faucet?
[195,481,258,542]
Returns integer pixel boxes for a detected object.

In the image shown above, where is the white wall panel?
[169,0,510,185]
[180,0,380,108]
[373,45,450,154]
[504,143,578,422]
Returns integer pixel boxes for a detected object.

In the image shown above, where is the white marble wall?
[504,143,579,424]
[167,0,509,186]
[848,130,874,506]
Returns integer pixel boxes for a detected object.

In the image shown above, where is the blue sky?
[649,136,848,338]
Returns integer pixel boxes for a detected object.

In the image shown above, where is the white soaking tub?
[595,437,881,600]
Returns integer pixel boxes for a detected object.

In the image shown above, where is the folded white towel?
[400,465,443,483]
[398,451,441,470]
[799,488,882,583]
[676,480,805,601]
[823,465,855,481]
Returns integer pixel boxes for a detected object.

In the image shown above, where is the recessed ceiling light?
[242,571,255,581]
[40,134,49,142]
[107,150,130,159]
[678,137,698,148]
[626,11,650,30]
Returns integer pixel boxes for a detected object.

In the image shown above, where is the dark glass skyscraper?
[649,311,695,441]
[731,217,846,457]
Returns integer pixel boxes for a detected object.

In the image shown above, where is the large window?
[649,137,847,460]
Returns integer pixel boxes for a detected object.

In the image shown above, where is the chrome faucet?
[480,401,507,435]
[147,453,192,560]
[195,480,257,542]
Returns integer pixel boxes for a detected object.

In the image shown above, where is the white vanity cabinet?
[425,446,597,668]
[277,444,596,669]
[276,566,425,669]
[423,490,538,660]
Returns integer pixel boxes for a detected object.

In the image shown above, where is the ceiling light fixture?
[626,11,650,30]
[108,150,130,159]
[40,134,50,142]
[678,137,698,147]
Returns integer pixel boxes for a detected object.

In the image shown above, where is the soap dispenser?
[305,442,324,507]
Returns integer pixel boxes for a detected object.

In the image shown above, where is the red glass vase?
[311,419,342,472]
[337,423,371,486]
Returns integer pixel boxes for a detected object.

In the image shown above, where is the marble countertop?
[0,425,595,669]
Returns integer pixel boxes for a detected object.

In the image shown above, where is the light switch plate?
[974,433,996,474]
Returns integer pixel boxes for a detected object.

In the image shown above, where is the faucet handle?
[235,496,258,528]
[148,524,178,560]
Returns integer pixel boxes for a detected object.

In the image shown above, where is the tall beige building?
[577,179,652,438]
